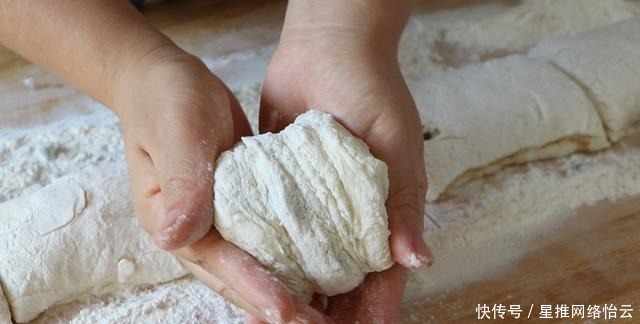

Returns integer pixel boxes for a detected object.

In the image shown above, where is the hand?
[112,45,319,323]
[252,5,434,321]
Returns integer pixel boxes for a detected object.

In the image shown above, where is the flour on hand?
[410,55,609,200]
[213,110,393,302]
[0,163,187,323]
[530,17,640,141]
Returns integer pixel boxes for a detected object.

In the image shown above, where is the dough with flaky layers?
[213,110,393,302]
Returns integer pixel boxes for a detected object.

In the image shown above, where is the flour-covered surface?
[0,164,187,322]
[0,111,124,204]
[410,137,640,300]
[442,0,640,61]
[1,0,640,323]
[30,277,244,324]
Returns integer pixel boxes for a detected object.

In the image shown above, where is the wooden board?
[402,195,640,323]
[1,1,638,323]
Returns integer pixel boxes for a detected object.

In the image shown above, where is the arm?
[0,2,308,322]
[282,0,412,49]
[0,1,167,108]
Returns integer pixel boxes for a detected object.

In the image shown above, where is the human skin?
[249,1,433,322]
[0,0,431,323]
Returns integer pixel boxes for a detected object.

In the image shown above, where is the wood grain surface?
[1,1,638,323]
[403,195,640,323]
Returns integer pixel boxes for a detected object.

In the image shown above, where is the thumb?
[153,90,250,250]
[153,136,216,250]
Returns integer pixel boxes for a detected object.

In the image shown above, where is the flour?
[3,0,640,323]
[412,55,609,200]
[529,17,640,141]
[30,277,244,324]
[0,109,124,205]
[0,164,187,322]
[398,2,512,79]
[443,0,640,60]
[408,138,640,300]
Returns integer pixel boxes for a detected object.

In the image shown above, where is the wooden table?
[403,195,640,323]
[1,1,638,323]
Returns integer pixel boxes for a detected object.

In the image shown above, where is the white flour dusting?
[3,0,640,322]
[0,109,124,204]
[443,0,640,61]
[31,277,244,324]
[409,139,640,300]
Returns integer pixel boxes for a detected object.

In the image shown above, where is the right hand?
[112,45,322,323]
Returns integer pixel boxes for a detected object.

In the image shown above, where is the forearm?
[282,0,413,49]
[0,0,176,109]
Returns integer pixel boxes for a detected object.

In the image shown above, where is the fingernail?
[263,308,284,324]
[155,210,191,249]
[294,303,328,324]
[406,232,434,270]
[155,207,213,250]
[162,209,183,231]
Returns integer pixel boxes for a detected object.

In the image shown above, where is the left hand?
[248,5,433,321]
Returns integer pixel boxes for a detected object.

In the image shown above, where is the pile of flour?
[31,278,244,324]
[0,110,124,204]
[4,0,640,323]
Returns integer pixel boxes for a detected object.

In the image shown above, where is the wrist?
[282,0,413,50]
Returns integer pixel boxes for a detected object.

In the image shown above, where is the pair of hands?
[0,0,431,322]
[113,8,431,324]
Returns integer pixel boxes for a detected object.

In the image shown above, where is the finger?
[327,264,408,323]
[220,77,254,139]
[258,72,307,133]
[361,106,433,270]
[294,302,334,324]
[177,229,297,323]
[310,294,328,313]
[184,261,265,319]
[386,181,434,270]
[151,91,250,250]
[244,313,266,324]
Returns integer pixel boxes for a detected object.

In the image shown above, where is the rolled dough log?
[529,17,640,141]
[214,110,393,302]
[410,55,609,200]
[0,288,9,324]
[0,163,187,323]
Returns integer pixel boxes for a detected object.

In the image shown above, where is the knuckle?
[388,183,426,218]
[179,242,209,269]
[164,176,197,194]
[177,232,220,270]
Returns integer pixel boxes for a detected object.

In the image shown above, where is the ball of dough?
[213,110,393,302]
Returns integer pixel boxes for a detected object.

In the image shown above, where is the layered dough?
[411,55,609,200]
[530,17,640,141]
[0,164,187,323]
[214,110,393,302]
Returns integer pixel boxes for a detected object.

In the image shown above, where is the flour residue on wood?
[2,0,640,323]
